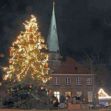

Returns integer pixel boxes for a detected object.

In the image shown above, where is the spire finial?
[47,0,59,52]
[53,0,55,6]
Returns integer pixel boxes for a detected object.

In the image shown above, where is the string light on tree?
[3,15,51,83]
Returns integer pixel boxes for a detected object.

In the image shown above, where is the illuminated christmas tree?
[3,15,51,84]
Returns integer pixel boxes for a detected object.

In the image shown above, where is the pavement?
[0,108,110,111]
[0,104,110,111]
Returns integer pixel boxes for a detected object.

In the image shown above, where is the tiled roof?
[54,57,90,74]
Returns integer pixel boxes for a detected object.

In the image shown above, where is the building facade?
[48,57,95,102]
[47,2,95,103]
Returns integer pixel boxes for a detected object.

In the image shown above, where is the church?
[47,2,95,103]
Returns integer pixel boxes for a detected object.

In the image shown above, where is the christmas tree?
[2,15,51,108]
[3,15,51,84]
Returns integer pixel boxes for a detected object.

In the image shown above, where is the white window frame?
[55,77,59,85]
[76,77,81,85]
[86,77,92,85]
[66,77,71,85]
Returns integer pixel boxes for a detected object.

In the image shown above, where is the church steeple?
[47,1,61,73]
[47,1,59,52]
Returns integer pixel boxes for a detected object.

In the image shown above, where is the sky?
[0,0,111,64]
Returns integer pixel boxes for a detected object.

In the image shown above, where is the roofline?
[51,74,96,76]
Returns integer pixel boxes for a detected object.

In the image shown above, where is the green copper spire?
[47,1,59,52]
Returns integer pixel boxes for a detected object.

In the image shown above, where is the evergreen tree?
[3,15,51,84]
[2,15,51,108]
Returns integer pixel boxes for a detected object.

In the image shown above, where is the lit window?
[86,78,92,85]
[66,77,71,85]
[76,77,81,85]
[76,91,82,97]
[65,91,71,97]
[54,91,60,102]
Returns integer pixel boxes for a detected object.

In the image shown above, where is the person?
[53,97,59,107]
[58,95,66,108]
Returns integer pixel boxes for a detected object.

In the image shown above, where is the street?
[0,108,109,111]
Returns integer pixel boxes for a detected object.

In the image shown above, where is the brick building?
[48,57,95,102]
[47,2,95,102]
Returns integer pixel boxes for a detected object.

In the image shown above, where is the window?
[86,78,92,85]
[54,77,60,85]
[54,91,60,102]
[76,77,81,85]
[66,77,71,85]
[65,91,72,97]
[87,91,93,102]
[76,91,82,97]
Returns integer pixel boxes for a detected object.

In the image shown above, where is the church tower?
[47,1,61,73]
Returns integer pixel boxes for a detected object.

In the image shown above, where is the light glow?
[98,88,111,100]
[3,15,51,83]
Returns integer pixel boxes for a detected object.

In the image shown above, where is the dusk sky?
[0,0,111,64]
